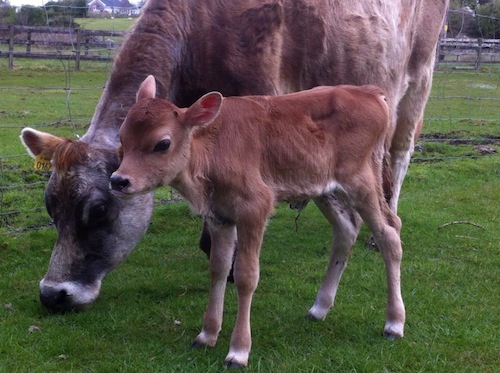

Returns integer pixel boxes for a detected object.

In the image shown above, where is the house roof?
[92,0,135,8]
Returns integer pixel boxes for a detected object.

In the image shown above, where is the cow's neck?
[81,0,193,148]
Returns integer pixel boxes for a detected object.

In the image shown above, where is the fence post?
[476,38,483,70]
[26,31,32,54]
[75,28,81,71]
[85,36,90,56]
[8,25,14,69]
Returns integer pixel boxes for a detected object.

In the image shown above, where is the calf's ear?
[184,92,223,128]
[20,127,65,159]
[136,75,157,102]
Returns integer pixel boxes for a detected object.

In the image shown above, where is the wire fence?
[0,7,499,233]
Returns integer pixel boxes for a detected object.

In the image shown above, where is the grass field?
[0,59,499,371]
[76,17,137,32]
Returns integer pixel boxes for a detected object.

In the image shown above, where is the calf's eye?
[154,139,171,152]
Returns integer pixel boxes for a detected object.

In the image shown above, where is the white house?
[88,0,139,16]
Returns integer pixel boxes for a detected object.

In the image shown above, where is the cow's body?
[20,0,448,313]
[110,77,404,368]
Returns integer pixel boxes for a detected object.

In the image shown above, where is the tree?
[44,0,87,27]
[0,1,17,25]
[476,1,500,38]
[17,6,46,26]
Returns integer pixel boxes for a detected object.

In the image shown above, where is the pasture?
[0,59,499,371]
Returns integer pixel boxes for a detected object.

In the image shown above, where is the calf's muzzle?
[110,175,130,192]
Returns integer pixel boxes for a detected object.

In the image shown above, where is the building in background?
[87,0,139,16]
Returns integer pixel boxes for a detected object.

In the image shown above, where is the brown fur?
[111,78,406,367]
[20,0,448,336]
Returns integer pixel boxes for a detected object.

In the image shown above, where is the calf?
[110,76,405,368]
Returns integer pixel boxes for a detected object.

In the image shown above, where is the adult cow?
[21,0,448,313]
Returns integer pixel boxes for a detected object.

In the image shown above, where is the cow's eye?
[154,139,171,152]
[89,203,108,222]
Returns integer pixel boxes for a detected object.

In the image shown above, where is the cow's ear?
[184,92,223,128]
[20,127,65,159]
[136,75,156,102]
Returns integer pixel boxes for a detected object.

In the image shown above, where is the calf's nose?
[110,174,130,191]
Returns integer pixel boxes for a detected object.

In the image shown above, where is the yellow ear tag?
[34,154,53,172]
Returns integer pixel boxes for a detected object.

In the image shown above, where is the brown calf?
[110,76,405,368]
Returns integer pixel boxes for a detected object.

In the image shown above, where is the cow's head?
[110,75,222,196]
[20,129,153,312]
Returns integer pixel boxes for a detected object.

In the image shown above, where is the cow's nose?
[40,286,68,310]
[110,175,130,191]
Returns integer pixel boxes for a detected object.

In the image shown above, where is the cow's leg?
[308,193,362,320]
[225,199,272,368]
[355,185,405,338]
[198,221,212,258]
[194,222,236,348]
[389,62,434,214]
[199,221,236,282]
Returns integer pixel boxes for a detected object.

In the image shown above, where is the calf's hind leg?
[308,193,362,320]
[355,188,405,338]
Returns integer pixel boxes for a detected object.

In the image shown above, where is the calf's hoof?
[383,331,401,340]
[224,360,246,370]
[305,312,322,321]
[190,341,204,349]
[383,321,404,340]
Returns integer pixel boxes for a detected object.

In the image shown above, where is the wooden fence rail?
[0,25,126,70]
[437,38,500,69]
[1,26,500,70]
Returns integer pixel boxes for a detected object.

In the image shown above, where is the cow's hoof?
[224,360,246,370]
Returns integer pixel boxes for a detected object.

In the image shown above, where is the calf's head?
[20,129,153,312]
[110,75,222,196]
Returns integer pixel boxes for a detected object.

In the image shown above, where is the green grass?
[75,17,137,32]
[0,61,499,371]
[0,156,499,372]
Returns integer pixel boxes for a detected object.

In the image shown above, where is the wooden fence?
[1,26,500,70]
[437,38,500,69]
[0,25,125,70]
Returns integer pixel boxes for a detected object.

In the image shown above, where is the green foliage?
[0,0,87,27]
[16,6,46,26]
[0,4,16,25]
[448,0,500,38]
[476,2,500,38]
[44,0,87,27]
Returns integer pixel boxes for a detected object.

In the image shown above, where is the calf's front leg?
[194,223,236,347]
[224,215,268,368]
